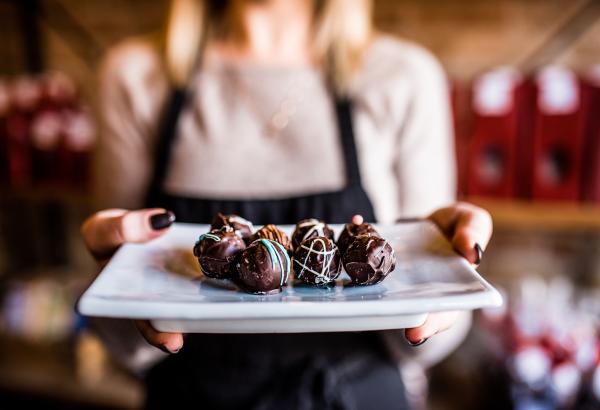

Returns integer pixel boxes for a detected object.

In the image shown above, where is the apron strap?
[145,88,188,207]
[334,98,362,187]
[146,90,365,206]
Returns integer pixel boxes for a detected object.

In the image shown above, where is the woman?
[82,0,492,408]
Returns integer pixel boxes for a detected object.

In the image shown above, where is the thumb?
[82,208,175,261]
[450,211,492,265]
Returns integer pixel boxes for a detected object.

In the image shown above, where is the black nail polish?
[474,243,483,265]
[150,211,175,230]
[407,338,428,347]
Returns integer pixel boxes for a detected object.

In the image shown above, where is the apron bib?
[142,89,407,410]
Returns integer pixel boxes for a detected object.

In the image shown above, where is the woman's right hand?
[81,208,184,354]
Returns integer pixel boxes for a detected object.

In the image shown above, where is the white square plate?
[77,221,502,333]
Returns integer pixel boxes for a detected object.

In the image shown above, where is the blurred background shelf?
[0,335,143,409]
[467,196,600,231]
[0,186,91,206]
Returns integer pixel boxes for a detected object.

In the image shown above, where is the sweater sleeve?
[92,40,168,211]
[88,41,170,374]
[382,40,471,368]
[87,317,169,376]
[393,44,457,217]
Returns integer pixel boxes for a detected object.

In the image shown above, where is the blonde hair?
[165,0,374,94]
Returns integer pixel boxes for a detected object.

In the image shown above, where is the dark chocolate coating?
[236,239,291,294]
[210,213,254,244]
[342,234,396,285]
[293,236,341,286]
[193,227,246,279]
[249,224,292,253]
[291,219,334,251]
[336,222,380,255]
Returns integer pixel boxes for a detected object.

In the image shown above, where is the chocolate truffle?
[211,213,254,244]
[293,236,341,286]
[291,219,334,251]
[193,226,246,279]
[250,224,292,253]
[236,239,291,294]
[342,234,396,285]
[337,222,380,255]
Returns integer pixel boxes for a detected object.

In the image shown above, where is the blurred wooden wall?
[0,0,599,98]
[374,0,600,79]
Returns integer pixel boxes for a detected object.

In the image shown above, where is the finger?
[81,208,175,261]
[405,311,459,345]
[428,205,462,237]
[428,203,492,264]
[352,214,364,225]
[134,320,184,354]
[451,207,492,264]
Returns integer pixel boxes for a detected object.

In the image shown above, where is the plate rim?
[77,221,503,321]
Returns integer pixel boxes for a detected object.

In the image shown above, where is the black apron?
[143,89,408,410]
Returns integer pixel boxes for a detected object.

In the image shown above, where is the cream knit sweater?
[92,35,468,375]
[94,36,456,221]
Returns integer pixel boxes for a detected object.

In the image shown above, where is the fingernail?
[406,338,428,347]
[158,344,180,354]
[150,211,175,230]
[474,243,483,265]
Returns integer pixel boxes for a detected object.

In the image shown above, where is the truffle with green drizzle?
[236,239,291,294]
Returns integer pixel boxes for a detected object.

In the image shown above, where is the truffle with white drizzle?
[211,213,254,244]
[193,226,246,279]
[342,234,396,285]
[293,236,341,286]
[236,239,291,294]
[291,218,334,251]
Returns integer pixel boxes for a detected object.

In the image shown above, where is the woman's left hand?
[404,202,493,345]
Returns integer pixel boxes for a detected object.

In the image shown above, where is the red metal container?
[581,68,600,203]
[531,67,585,201]
[467,68,523,198]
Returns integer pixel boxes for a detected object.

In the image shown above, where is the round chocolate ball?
[211,213,254,244]
[342,234,396,285]
[236,239,291,294]
[293,236,341,286]
[193,227,246,279]
[337,222,380,255]
[249,224,292,253]
[291,219,334,251]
